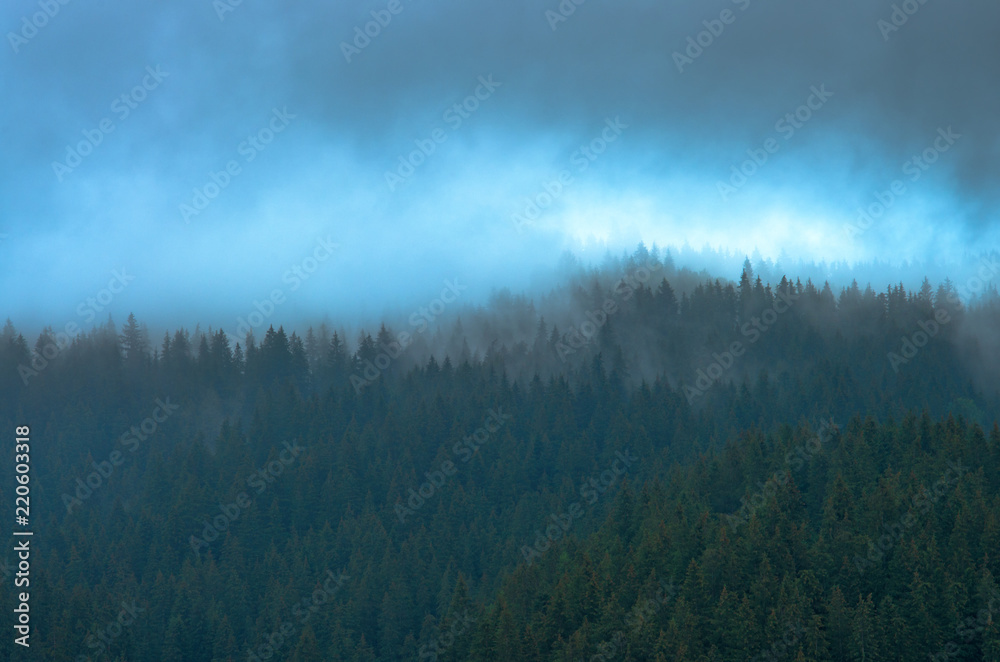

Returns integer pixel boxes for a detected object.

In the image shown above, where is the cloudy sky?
[1,0,997,332]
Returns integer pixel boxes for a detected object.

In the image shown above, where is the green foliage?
[0,256,998,660]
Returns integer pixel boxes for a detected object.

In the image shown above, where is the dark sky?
[2,0,997,332]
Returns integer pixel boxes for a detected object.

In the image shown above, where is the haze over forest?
[3,1,1000,660]
[2,0,999,331]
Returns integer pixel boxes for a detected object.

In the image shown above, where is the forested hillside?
[1,249,999,660]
